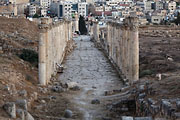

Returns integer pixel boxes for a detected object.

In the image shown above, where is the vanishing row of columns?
[39,18,73,85]
[92,17,139,83]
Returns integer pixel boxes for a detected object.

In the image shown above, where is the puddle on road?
[58,35,123,120]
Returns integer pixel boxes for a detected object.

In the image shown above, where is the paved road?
[58,35,123,120]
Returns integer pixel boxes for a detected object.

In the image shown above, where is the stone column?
[75,13,79,32]
[39,31,47,85]
[130,17,139,83]
[96,23,100,43]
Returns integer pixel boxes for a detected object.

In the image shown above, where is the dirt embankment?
[0,17,40,119]
[139,25,180,99]
[0,17,79,120]
[102,25,180,119]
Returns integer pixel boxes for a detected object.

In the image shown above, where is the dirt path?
[58,35,123,120]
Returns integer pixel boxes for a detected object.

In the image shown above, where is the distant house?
[167,1,176,14]
[94,11,112,16]
[0,4,17,17]
[155,1,164,10]
[144,1,154,12]
[78,2,88,17]
[151,15,163,24]
[29,4,36,16]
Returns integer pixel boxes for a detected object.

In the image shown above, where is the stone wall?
[39,18,72,85]
[92,17,139,84]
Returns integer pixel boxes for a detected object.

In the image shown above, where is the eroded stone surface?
[58,35,123,120]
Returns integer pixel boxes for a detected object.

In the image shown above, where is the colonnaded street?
[58,35,124,119]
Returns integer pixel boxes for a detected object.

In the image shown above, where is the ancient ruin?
[91,17,139,84]
[39,18,73,85]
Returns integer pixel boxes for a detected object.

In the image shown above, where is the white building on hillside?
[29,4,36,16]
[78,2,88,16]
[40,0,51,8]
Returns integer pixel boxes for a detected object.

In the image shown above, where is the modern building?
[151,15,162,24]
[0,4,17,16]
[144,1,153,12]
[50,1,78,18]
[155,1,163,10]
[40,0,51,8]
[29,4,36,16]
[41,7,47,16]
[78,2,88,16]
[167,1,176,14]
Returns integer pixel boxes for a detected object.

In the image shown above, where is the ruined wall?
[92,17,139,84]
[39,18,72,85]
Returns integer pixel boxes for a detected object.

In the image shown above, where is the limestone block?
[16,99,28,110]
[3,102,16,118]
[16,109,25,120]
[25,111,34,120]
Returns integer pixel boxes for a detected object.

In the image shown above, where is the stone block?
[176,101,180,110]
[18,90,27,97]
[91,99,100,104]
[147,98,156,105]
[16,109,25,120]
[150,105,160,115]
[161,100,172,116]
[64,109,73,118]
[3,102,16,118]
[121,116,133,120]
[25,112,34,120]
[173,112,180,119]
[138,93,146,99]
[16,99,28,110]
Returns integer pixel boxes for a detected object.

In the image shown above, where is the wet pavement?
[58,35,123,120]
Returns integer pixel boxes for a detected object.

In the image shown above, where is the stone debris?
[69,85,80,91]
[24,111,34,120]
[31,92,38,100]
[16,109,25,120]
[176,100,180,109]
[41,100,46,104]
[4,85,10,91]
[16,99,28,110]
[51,85,64,93]
[65,82,79,90]
[18,90,27,97]
[173,112,180,119]
[104,89,121,96]
[3,102,16,118]
[64,109,73,118]
[49,96,57,100]
[57,64,64,73]
[91,99,100,104]
[156,73,162,81]
[167,57,173,62]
